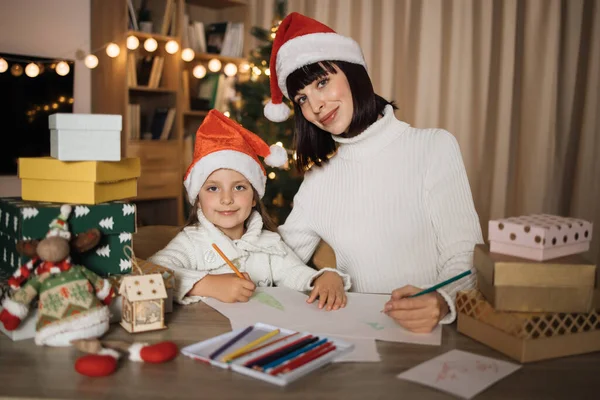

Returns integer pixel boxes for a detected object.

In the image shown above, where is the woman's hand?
[188,273,256,303]
[383,285,449,333]
[306,271,347,311]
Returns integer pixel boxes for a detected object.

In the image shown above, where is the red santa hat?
[264,12,367,122]
[183,109,287,204]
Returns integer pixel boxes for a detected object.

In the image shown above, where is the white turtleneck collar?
[332,105,410,160]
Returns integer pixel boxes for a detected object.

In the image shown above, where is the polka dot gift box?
[488,214,593,261]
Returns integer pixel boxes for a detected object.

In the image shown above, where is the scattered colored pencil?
[273,343,337,375]
[209,325,253,360]
[408,270,472,298]
[261,338,328,371]
[212,243,246,280]
[221,329,281,363]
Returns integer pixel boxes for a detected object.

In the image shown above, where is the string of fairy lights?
[0,19,281,81]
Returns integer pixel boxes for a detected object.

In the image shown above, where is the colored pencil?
[275,343,337,375]
[244,335,318,369]
[261,338,328,371]
[209,325,254,360]
[212,243,246,280]
[221,329,281,363]
[243,335,313,367]
[269,342,334,376]
[408,270,472,298]
[224,331,300,362]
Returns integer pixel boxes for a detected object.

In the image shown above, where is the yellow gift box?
[19,157,141,204]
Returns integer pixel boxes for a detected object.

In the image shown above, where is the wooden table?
[0,302,598,400]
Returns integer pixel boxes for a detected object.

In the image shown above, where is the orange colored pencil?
[227,332,300,362]
[212,243,247,280]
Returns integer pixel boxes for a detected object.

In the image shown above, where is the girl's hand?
[189,273,255,303]
[307,271,347,311]
[382,285,449,333]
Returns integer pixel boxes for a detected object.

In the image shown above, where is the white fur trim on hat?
[264,100,291,122]
[96,279,112,301]
[184,150,267,205]
[276,32,366,99]
[264,145,288,167]
[128,342,149,362]
[1,297,29,319]
[98,348,121,359]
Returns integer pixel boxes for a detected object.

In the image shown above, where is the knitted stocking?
[73,339,178,377]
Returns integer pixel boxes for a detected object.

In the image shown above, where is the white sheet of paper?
[397,350,522,399]
[204,287,441,346]
[327,335,381,363]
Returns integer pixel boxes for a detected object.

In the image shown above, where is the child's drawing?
[251,291,284,311]
[398,350,521,399]
[364,322,385,330]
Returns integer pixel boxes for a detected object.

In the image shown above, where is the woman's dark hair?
[184,187,278,233]
[286,61,397,172]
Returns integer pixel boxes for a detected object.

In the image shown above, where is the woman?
[264,12,483,333]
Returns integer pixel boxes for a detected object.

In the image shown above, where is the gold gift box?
[19,157,141,204]
[457,289,600,363]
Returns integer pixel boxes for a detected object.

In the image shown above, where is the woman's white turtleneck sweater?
[279,105,484,324]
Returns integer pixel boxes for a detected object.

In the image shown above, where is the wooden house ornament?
[119,273,167,333]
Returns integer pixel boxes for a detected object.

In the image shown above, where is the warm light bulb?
[192,65,207,79]
[55,61,70,76]
[165,40,179,54]
[126,35,140,50]
[239,62,250,73]
[181,48,195,62]
[144,38,158,52]
[252,66,262,75]
[25,63,40,78]
[275,141,283,147]
[264,68,271,76]
[106,43,120,58]
[0,58,8,73]
[224,111,230,117]
[223,63,237,77]
[268,172,276,180]
[270,32,276,39]
[208,58,221,72]
[84,54,99,69]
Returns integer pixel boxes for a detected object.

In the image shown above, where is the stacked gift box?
[457,214,599,362]
[0,113,172,340]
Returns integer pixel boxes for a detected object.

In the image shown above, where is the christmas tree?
[229,1,302,225]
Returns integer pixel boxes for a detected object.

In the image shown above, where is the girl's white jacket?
[148,210,351,304]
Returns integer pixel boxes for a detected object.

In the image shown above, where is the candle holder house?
[119,273,167,333]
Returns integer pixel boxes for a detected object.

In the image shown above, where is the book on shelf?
[127,53,138,87]
[127,0,138,31]
[148,56,164,88]
[191,73,235,112]
[205,21,244,57]
[128,103,141,140]
[148,107,176,140]
[160,0,175,36]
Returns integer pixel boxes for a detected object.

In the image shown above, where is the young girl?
[264,13,484,333]
[148,109,350,310]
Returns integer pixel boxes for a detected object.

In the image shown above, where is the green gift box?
[0,197,137,279]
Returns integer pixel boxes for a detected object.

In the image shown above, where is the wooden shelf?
[129,86,177,94]
[184,110,209,118]
[193,53,246,65]
[126,30,178,42]
[186,0,247,9]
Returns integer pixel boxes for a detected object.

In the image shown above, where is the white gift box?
[49,113,122,161]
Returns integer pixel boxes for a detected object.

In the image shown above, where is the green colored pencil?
[408,270,472,298]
